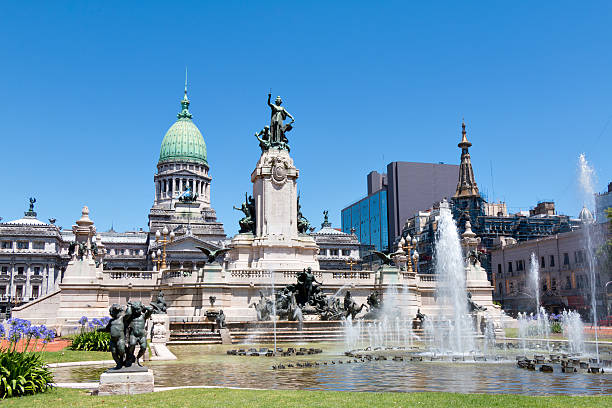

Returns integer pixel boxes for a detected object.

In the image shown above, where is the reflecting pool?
[51,344,612,395]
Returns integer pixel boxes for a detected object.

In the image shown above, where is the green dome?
[159,91,207,165]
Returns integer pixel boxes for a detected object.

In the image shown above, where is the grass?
[40,350,111,364]
[2,387,611,408]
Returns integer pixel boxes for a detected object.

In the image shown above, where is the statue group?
[99,292,167,371]
[233,193,256,234]
[250,268,383,324]
[255,93,294,152]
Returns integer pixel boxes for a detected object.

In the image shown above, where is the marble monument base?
[98,369,154,396]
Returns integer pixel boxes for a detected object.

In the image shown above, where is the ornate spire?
[177,68,193,119]
[453,120,480,198]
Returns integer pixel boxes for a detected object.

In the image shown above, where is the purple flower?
[0,325,5,339]
[78,316,88,326]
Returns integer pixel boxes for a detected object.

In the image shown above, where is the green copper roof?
[159,89,207,165]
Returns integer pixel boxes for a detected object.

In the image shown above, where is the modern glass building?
[341,189,389,252]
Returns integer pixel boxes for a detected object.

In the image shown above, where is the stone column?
[26,263,31,299]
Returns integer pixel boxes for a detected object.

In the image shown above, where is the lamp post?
[155,227,175,270]
[345,258,358,271]
[152,248,163,271]
[402,234,419,273]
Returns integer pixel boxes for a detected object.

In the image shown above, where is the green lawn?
[41,350,111,364]
[3,387,611,408]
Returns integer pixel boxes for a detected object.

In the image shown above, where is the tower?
[451,121,485,231]
[148,84,226,263]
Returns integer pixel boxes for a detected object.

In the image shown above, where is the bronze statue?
[297,195,310,234]
[255,126,271,152]
[98,304,126,370]
[233,193,256,234]
[373,251,394,265]
[467,292,487,312]
[196,246,231,264]
[28,197,36,212]
[250,291,273,321]
[216,309,226,329]
[124,301,154,367]
[267,93,294,148]
[178,185,198,203]
[150,291,167,314]
[343,291,367,319]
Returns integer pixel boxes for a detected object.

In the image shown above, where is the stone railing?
[107,271,155,280]
[230,270,272,280]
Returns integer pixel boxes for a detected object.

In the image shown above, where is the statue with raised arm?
[267,93,294,149]
[150,291,168,314]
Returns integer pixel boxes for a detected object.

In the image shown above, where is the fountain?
[428,206,476,355]
[577,153,600,363]
[528,252,541,313]
[561,310,585,355]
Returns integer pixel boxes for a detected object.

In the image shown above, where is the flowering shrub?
[70,316,110,351]
[0,318,55,399]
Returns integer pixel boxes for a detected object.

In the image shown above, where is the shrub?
[0,318,55,399]
[70,316,110,351]
[0,350,54,398]
[70,330,110,351]
[551,322,563,333]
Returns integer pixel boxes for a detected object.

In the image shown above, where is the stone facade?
[490,221,610,317]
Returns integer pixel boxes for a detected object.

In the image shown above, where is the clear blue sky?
[1,1,611,235]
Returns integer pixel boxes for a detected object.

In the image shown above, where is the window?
[330,249,339,256]
[542,282,547,292]
[32,286,39,298]
[509,282,514,292]
[342,249,351,256]
[1,266,7,274]
[17,242,29,250]
[17,267,24,275]
[550,255,555,267]
[516,260,524,271]
[563,253,570,265]
[320,249,327,256]
[497,264,502,274]
[15,286,23,298]
[0,286,5,295]
[498,282,503,294]
[1,241,11,249]
[551,278,557,290]
[577,275,585,289]
[565,276,571,289]
[33,267,41,275]
[508,262,513,273]
[33,241,44,250]
[541,256,545,268]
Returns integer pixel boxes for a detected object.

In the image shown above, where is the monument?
[225,93,319,274]
[97,301,155,396]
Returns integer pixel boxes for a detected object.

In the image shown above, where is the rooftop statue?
[28,197,36,212]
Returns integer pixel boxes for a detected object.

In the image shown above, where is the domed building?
[147,86,226,270]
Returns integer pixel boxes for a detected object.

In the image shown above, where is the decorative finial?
[459,119,471,148]
[177,70,193,120]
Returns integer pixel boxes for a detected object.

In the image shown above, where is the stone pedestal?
[98,369,154,396]
[226,148,319,272]
[150,314,170,344]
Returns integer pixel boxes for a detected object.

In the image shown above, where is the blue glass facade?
[341,190,389,251]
